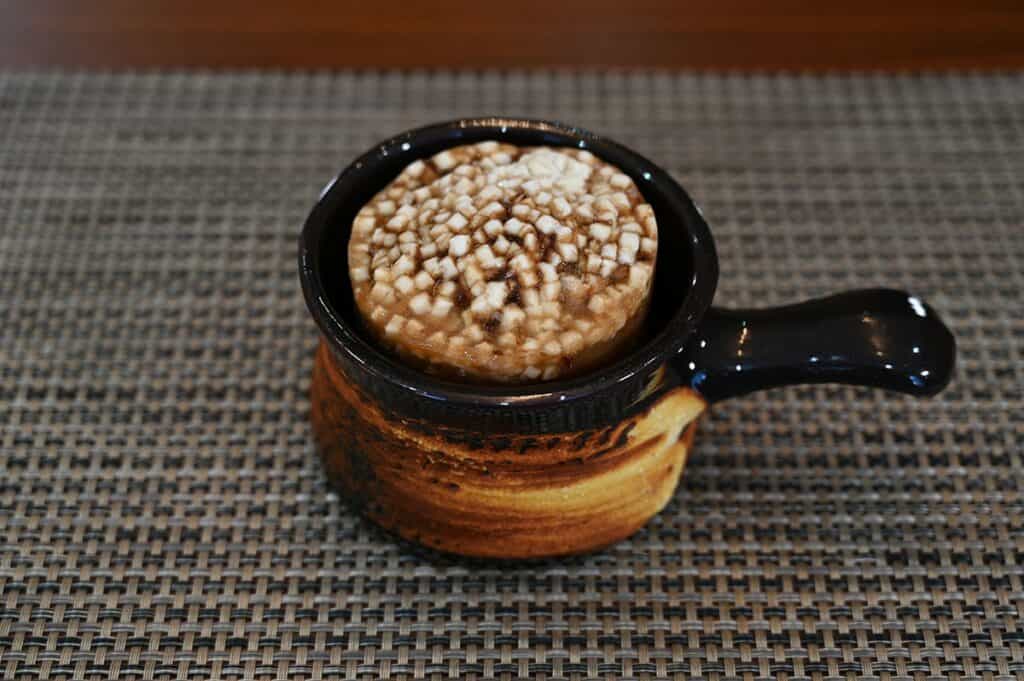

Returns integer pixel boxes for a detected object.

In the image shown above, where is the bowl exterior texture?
[310,340,706,558]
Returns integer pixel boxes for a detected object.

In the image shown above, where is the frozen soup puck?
[347,142,658,382]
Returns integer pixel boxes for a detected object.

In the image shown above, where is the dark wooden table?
[3,0,1023,70]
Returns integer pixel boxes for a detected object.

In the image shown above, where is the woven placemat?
[0,71,1022,680]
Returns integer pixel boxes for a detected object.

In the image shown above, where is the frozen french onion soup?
[347,142,658,382]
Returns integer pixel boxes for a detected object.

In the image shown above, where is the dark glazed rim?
[299,118,718,410]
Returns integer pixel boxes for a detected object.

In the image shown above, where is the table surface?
[1,71,1022,680]
[3,1,1024,70]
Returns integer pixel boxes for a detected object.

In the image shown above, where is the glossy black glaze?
[299,118,956,434]
[682,289,957,402]
[300,118,718,432]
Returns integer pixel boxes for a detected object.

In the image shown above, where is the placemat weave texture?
[0,71,1022,680]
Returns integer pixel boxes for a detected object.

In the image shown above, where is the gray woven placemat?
[0,71,1022,680]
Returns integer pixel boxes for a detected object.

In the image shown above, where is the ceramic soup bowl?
[299,118,956,558]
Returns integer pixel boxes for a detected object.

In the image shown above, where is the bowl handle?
[677,288,956,403]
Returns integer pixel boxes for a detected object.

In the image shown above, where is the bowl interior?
[302,118,717,402]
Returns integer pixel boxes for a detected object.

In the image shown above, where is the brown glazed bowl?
[299,118,956,559]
